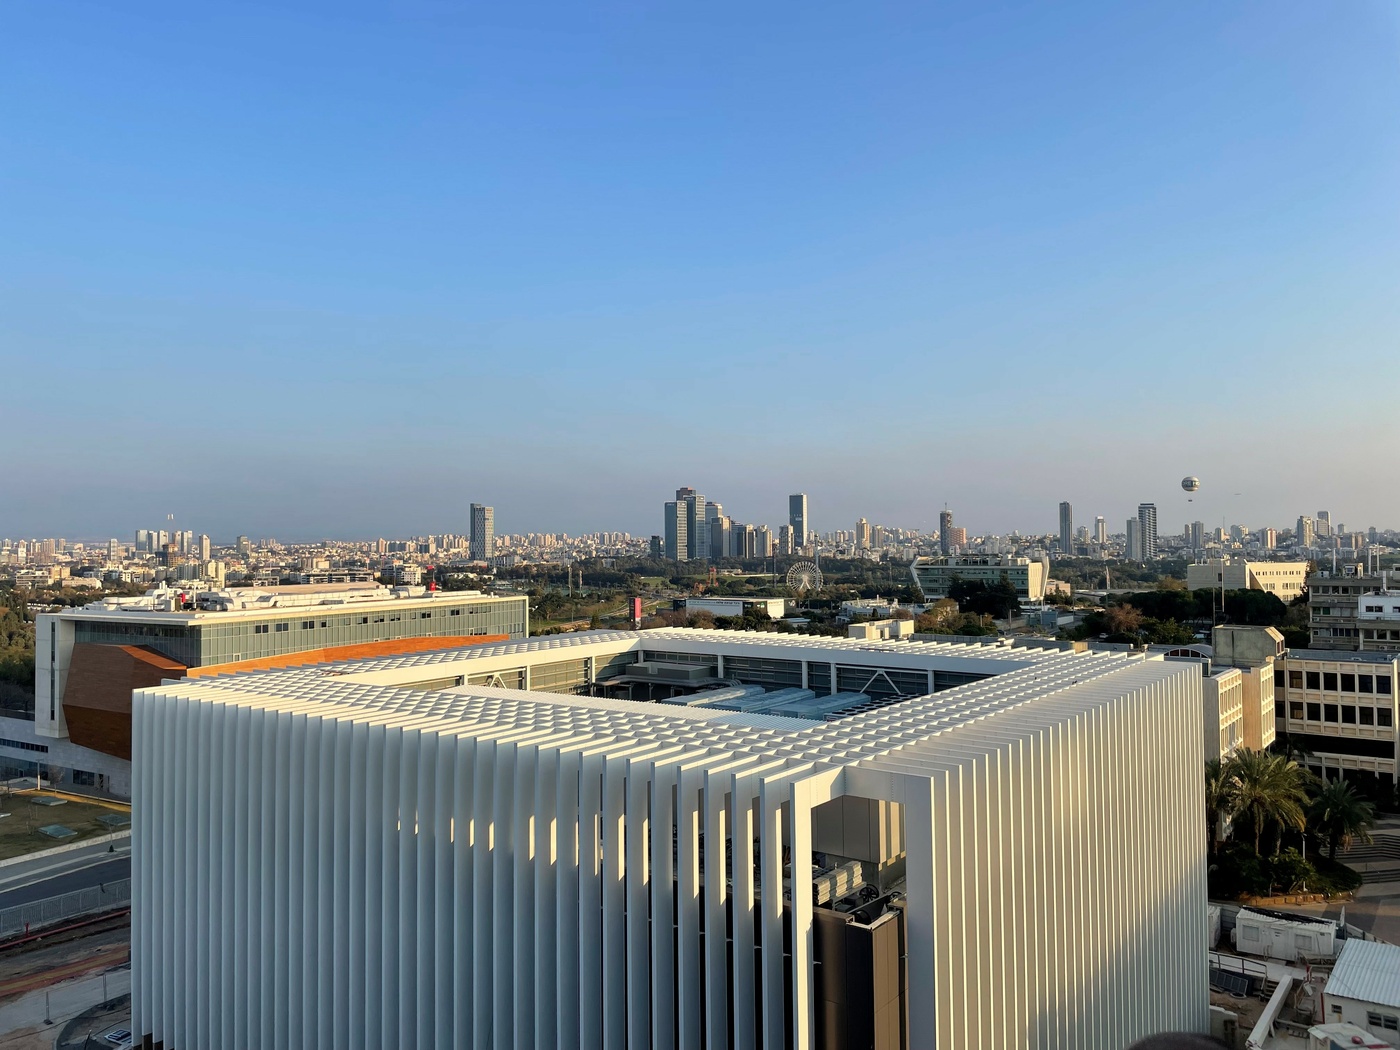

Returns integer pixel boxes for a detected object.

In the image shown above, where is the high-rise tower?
[1058,502,1074,555]
[788,493,808,547]
[470,504,495,561]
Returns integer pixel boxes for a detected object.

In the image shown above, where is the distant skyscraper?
[1058,502,1074,554]
[1137,504,1158,560]
[1296,516,1315,547]
[855,518,872,550]
[939,510,954,555]
[1189,521,1205,550]
[788,493,808,545]
[664,501,687,561]
[1316,511,1332,537]
[1094,516,1107,545]
[675,487,709,561]
[1126,518,1142,562]
[1262,528,1278,550]
[710,516,732,561]
[649,535,663,559]
[197,533,211,560]
[470,504,495,561]
[777,524,795,556]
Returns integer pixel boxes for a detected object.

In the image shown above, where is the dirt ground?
[0,792,130,862]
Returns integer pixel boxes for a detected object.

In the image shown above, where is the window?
[1360,675,1374,694]
[1324,672,1338,691]
[1275,669,1285,689]
[1380,708,1394,728]
[451,609,461,616]
[72,769,96,786]
[1361,707,1374,726]
[1307,703,1322,721]
[421,612,431,619]
[1342,673,1356,692]
[1366,605,1384,613]
[254,624,269,634]
[1324,704,1339,723]
[1379,676,1392,695]
[1290,670,1305,690]
[320,621,328,628]
[1307,671,1321,690]
[275,622,289,633]
[358,617,369,625]
[1342,706,1356,724]
[1290,703,1305,720]
[1241,926,1260,942]
[1368,1013,1400,1032]
[303,620,316,630]
[373,617,384,624]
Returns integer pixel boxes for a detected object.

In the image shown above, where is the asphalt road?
[0,857,130,912]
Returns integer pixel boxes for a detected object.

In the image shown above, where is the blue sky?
[3,1,1398,541]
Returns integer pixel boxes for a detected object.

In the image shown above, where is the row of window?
[1368,1012,1399,1032]
[1362,629,1400,641]
[1278,669,1393,694]
[0,737,49,754]
[1288,702,1394,727]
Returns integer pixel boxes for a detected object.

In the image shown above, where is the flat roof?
[1284,649,1400,665]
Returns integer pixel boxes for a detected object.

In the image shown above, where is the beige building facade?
[1185,558,1308,602]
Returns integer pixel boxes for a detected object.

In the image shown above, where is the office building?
[1138,503,1158,560]
[469,504,495,562]
[1094,515,1107,545]
[1126,518,1143,562]
[1189,521,1205,550]
[1276,649,1399,785]
[1305,572,1400,652]
[197,533,211,560]
[21,584,528,796]
[1185,559,1309,602]
[664,501,687,561]
[1261,528,1277,550]
[1317,511,1332,538]
[910,554,1047,603]
[132,628,1208,1050]
[789,492,808,546]
[1058,501,1073,554]
[1211,625,1281,753]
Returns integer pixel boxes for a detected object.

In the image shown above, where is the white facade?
[1324,939,1400,1045]
[132,629,1209,1050]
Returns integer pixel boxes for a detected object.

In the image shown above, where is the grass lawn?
[0,791,131,862]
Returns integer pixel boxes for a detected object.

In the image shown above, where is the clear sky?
[4,1,1399,542]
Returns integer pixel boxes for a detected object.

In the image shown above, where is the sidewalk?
[0,969,130,1045]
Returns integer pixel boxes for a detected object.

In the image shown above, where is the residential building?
[469,503,494,562]
[1297,516,1316,547]
[1058,501,1073,554]
[789,492,808,545]
[777,524,795,556]
[855,517,872,550]
[131,629,1209,1050]
[23,584,528,796]
[1261,528,1277,550]
[1094,516,1107,545]
[910,554,1047,603]
[946,526,967,548]
[1185,558,1309,602]
[1138,503,1158,560]
[938,509,954,555]
[1275,649,1398,785]
[1127,518,1143,562]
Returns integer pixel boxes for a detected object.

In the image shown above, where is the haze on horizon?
[3,1,1399,543]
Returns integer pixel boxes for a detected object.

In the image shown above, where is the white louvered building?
[131,629,1210,1050]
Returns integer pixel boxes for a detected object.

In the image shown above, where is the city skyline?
[5,3,1400,538]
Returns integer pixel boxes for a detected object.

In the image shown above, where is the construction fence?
[0,877,131,937]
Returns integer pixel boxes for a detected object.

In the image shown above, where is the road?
[0,858,129,912]
[0,839,130,913]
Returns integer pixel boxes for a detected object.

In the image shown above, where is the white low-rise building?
[1323,939,1400,1045]
[131,628,1210,1050]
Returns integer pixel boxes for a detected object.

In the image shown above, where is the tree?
[1228,749,1311,857]
[1309,778,1376,861]
[1204,759,1236,855]
[1103,604,1143,638]
[947,574,1021,620]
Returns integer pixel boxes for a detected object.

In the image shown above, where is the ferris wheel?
[785,560,824,594]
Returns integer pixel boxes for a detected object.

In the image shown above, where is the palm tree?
[1309,778,1376,862]
[1204,759,1236,854]
[1227,749,1311,857]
